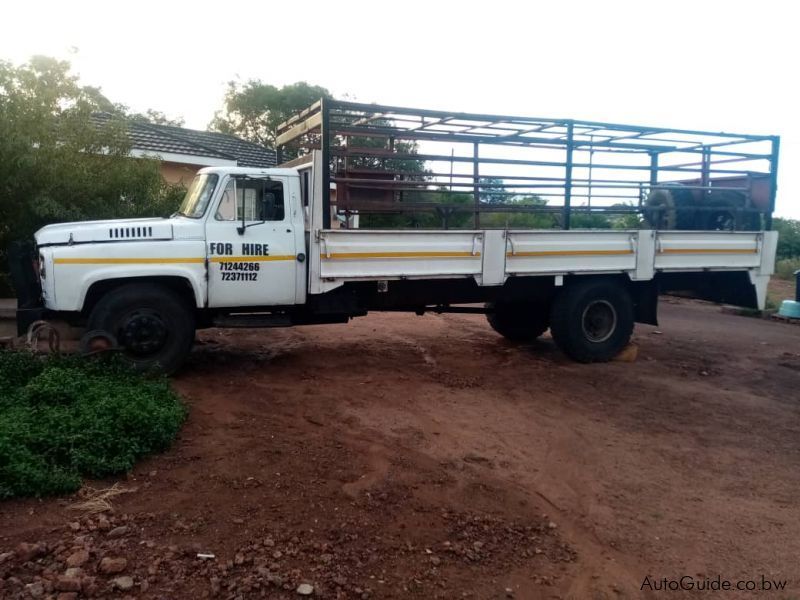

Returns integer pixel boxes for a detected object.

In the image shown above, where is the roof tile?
[92,113,277,168]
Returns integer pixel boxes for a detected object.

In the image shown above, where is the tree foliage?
[210,80,332,147]
[481,195,558,229]
[81,85,185,126]
[128,108,185,127]
[479,177,509,205]
[0,56,184,278]
[773,217,800,261]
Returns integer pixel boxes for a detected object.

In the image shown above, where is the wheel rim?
[581,300,617,343]
[118,310,168,357]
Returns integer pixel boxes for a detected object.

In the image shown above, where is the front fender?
[48,242,207,312]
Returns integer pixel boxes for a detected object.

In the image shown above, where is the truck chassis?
[12,100,780,372]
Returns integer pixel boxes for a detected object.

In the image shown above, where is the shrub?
[0,352,185,499]
[773,218,800,261]
[775,258,800,281]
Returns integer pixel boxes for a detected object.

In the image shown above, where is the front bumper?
[7,240,44,335]
[16,307,45,336]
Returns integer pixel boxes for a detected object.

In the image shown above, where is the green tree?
[0,56,182,286]
[128,108,185,127]
[569,210,614,229]
[211,82,434,226]
[209,80,332,147]
[81,86,185,126]
[357,188,473,230]
[773,217,800,260]
[479,177,508,205]
[481,196,558,229]
[609,203,643,229]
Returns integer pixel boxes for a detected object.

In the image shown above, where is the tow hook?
[26,320,61,354]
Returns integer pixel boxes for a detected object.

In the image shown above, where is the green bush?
[775,257,800,280]
[774,218,800,261]
[0,352,185,499]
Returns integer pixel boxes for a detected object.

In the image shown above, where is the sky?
[3,0,799,217]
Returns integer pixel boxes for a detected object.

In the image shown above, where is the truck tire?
[549,280,633,362]
[486,301,549,342]
[87,283,195,374]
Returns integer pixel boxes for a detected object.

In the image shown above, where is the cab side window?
[262,181,285,221]
[215,179,285,222]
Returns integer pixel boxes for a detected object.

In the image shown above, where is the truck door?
[206,175,298,307]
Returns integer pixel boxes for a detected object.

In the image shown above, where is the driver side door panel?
[205,176,297,308]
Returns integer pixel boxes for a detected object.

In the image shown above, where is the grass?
[776,258,800,280]
[0,351,186,499]
[68,482,133,514]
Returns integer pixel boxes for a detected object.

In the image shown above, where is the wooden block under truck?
[10,100,780,373]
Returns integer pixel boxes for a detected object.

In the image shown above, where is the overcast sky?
[3,0,798,217]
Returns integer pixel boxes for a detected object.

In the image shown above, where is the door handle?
[297,253,306,263]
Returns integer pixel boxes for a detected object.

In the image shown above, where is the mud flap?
[630,280,659,326]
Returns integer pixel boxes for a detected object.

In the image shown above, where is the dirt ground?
[1,296,800,599]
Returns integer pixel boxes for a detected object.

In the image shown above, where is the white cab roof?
[197,166,299,177]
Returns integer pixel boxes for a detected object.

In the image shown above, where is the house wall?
[160,161,204,186]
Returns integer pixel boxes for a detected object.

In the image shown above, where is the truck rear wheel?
[486,301,549,342]
[87,283,195,374]
[549,280,633,362]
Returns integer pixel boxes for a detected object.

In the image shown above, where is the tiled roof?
[154,125,277,168]
[92,113,277,168]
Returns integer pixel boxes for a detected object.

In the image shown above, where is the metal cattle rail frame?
[275,99,779,231]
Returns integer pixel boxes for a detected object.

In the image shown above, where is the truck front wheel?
[549,280,633,362]
[87,283,195,374]
[485,301,550,342]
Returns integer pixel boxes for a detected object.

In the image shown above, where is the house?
[92,113,277,185]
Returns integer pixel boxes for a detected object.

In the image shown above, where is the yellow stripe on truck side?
[54,257,205,265]
[321,251,480,260]
[210,255,295,262]
[657,248,757,254]
[53,247,757,266]
[54,256,296,265]
[507,247,758,257]
[507,249,634,257]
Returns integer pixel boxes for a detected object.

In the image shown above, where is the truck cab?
[28,167,309,372]
[179,167,307,308]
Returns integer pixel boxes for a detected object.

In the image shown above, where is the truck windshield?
[178,173,219,218]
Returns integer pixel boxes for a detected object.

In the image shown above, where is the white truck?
[12,100,780,372]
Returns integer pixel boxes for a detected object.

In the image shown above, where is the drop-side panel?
[654,231,762,270]
[505,230,637,274]
[309,228,775,298]
[318,230,484,280]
